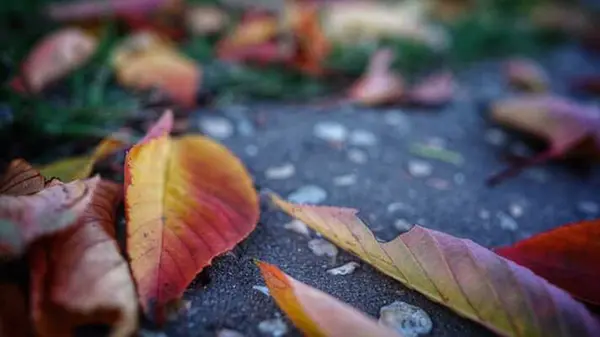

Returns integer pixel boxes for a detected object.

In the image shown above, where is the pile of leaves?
[1,109,600,337]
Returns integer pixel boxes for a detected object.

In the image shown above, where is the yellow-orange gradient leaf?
[39,137,127,182]
[0,159,45,195]
[258,261,401,337]
[125,135,258,322]
[30,180,137,337]
[0,177,98,257]
[271,195,600,337]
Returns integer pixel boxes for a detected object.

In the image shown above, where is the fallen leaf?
[39,137,127,182]
[488,95,600,184]
[0,177,98,256]
[139,109,174,144]
[258,261,401,337]
[0,159,45,196]
[113,31,201,108]
[0,283,31,337]
[46,0,180,21]
[186,5,229,36]
[125,134,259,322]
[348,48,405,106]
[505,58,549,92]
[495,219,600,306]
[9,28,97,94]
[271,195,600,337]
[407,71,455,106]
[30,180,137,337]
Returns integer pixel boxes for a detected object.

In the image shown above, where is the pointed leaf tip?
[139,110,174,145]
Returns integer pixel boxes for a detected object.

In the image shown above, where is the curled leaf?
[488,95,600,184]
[271,195,600,337]
[30,180,137,337]
[39,137,127,182]
[0,159,45,196]
[348,48,405,106]
[125,134,259,322]
[495,219,600,306]
[407,71,455,106]
[505,58,549,92]
[139,109,174,145]
[113,32,201,107]
[258,261,401,337]
[0,177,98,256]
[10,28,97,94]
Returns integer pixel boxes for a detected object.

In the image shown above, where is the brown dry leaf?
[30,180,137,337]
[348,48,405,106]
[505,58,549,92]
[0,159,45,196]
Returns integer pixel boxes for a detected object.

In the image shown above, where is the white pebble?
[484,128,507,146]
[284,219,310,237]
[333,174,357,186]
[379,301,433,337]
[265,163,295,180]
[327,262,360,275]
[348,149,368,164]
[314,121,348,143]
[384,111,410,135]
[252,285,270,297]
[453,173,465,185]
[509,203,524,218]
[387,202,415,214]
[217,329,245,337]
[407,160,433,178]
[578,201,599,215]
[308,239,338,258]
[426,178,450,190]
[497,212,518,231]
[258,318,288,337]
[199,117,234,139]
[478,209,490,220]
[425,137,446,149]
[349,129,378,146]
[288,185,327,204]
[394,219,413,232]
[245,145,258,157]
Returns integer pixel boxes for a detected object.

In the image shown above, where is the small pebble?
[237,119,255,137]
[425,137,446,148]
[252,285,270,297]
[258,318,288,337]
[478,209,490,220]
[394,219,413,232]
[308,239,338,258]
[245,145,258,157]
[387,202,415,214]
[578,201,599,215]
[384,111,410,134]
[407,160,433,178]
[288,185,327,204]
[509,203,524,218]
[333,174,357,186]
[314,121,348,143]
[327,262,360,275]
[199,116,234,139]
[284,219,310,237]
[497,212,518,231]
[217,329,245,337]
[265,163,295,180]
[379,301,433,337]
[484,128,507,146]
[349,129,378,146]
[348,149,368,164]
[426,178,450,190]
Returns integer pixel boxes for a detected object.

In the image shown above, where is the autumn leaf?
[39,137,127,182]
[257,261,401,337]
[407,71,455,106]
[112,31,201,108]
[271,194,600,337]
[348,48,405,106]
[505,58,549,92]
[0,176,98,256]
[488,95,600,184]
[0,159,45,196]
[125,134,259,322]
[9,28,97,94]
[29,179,137,337]
[139,109,174,145]
[495,219,600,306]
[0,283,31,337]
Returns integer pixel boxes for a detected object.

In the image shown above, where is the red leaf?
[407,71,455,106]
[495,219,600,306]
[348,48,405,106]
[0,159,45,196]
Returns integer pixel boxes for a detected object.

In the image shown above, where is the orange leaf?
[113,32,201,108]
[505,58,549,92]
[0,283,31,337]
[258,261,401,337]
[0,177,98,257]
[271,194,600,337]
[216,13,282,63]
[407,71,456,106]
[39,136,127,182]
[30,179,137,337]
[348,48,405,106]
[0,159,45,196]
[125,135,258,322]
[10,28,97,94]
[495,219,600,306]
[139,109,174,145]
